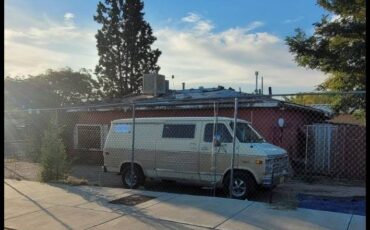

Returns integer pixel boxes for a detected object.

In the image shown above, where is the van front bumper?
[262,170,289,188]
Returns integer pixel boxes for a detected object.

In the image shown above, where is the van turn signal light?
[255,160,263,164]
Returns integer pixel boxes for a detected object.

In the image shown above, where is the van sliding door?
[156,123,200,181]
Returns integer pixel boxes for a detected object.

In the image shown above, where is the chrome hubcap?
[232,178,247,197]
[124,171,137,187]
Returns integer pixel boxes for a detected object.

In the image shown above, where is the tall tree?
[94,0,161,98]
[285,0,366,114]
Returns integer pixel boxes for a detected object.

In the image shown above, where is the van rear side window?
[113,123,131,133]
[162,124,196,138]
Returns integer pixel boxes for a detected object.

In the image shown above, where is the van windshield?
[230,122,265,143]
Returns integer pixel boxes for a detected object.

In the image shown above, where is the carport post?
[305,125,309,172]
[229,97,238,198]
[130,103,136,189]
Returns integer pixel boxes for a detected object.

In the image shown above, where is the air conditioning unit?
[142,74,166,96]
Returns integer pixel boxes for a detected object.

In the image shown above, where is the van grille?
[272,155,289,174]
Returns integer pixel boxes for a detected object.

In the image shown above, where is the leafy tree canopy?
[285,0,365,114]
[5,67,100,109]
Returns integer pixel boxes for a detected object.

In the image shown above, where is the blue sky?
[5,0,331,94]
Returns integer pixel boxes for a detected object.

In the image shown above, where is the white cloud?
[5,10,327,93]
[330,14,341,22]
[181,12,214,34]
[153,16,327,93]
[182,12,201,23]
[283,16,304,24]
[245,21,264,31]
[5,12,97,77]
[64,12,74,21]
[194,20,214,33]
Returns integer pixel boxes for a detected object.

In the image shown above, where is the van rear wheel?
[223,171,256,200]
[121,165,144,189]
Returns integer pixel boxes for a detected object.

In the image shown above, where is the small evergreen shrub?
[40,116,70,182]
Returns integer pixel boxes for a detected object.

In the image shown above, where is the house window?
[74,124,109,151]
[204,123,233,143]
[162,124,196,138]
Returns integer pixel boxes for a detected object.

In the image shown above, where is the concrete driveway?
[4,179,365,230]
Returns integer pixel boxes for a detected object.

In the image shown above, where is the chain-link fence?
[4,91,366,209]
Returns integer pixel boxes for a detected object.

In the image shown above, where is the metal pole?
[305,125,309,173]
[130,103,136,189]
[229,98,238,198]
[211,102,219,196]
[269,165,274,203]
[261,77,264,94]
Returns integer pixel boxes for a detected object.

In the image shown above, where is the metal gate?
[305,124,338,175]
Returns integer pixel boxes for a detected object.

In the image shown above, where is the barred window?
[76,125,101,150]
[162,124,196,138]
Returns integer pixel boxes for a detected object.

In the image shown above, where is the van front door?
[155,123,200,181]
[199,122,238,184]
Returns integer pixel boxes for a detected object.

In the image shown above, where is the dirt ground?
[4,161,365,209]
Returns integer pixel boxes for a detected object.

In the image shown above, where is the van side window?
[204,123,232,143]
[162,124,196,138]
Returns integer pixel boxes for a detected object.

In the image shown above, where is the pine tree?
[94,0,161,98]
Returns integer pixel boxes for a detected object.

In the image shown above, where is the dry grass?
[63,176,88,186]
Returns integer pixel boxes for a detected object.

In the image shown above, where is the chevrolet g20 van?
[103,117,289,199]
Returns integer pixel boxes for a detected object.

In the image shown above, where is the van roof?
[111,117,250,124]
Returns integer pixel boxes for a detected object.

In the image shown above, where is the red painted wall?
[69,107,325,165]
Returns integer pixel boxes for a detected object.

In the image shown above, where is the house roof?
[308,104,335,117]
[65,86,330,117]
[111,116,250,124]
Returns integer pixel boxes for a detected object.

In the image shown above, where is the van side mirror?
[213,135,221,147]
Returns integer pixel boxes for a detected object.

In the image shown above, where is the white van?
[103,117,289,199]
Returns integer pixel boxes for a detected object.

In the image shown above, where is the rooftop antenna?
[171,75,175,90]
[255,71,259,94]
[261,76,264,94]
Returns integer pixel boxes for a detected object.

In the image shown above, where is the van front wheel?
[224,171,256,200]
[121,165,144,189]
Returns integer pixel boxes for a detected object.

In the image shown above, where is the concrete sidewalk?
[4,179,365,230]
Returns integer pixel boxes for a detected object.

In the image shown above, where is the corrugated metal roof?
[65,86,328,116]
[308,104,334,116]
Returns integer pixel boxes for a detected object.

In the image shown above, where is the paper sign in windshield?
[114,124,131,133]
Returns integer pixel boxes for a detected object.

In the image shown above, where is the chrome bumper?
[262,170,289,187]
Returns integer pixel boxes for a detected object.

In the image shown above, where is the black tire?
[223,171,257,200]
[121,165,145,189]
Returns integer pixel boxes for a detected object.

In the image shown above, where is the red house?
[62,86,329,175]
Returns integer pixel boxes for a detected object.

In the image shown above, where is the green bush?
[40,116,70,182]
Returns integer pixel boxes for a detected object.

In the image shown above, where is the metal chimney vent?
[142,74,166,96]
